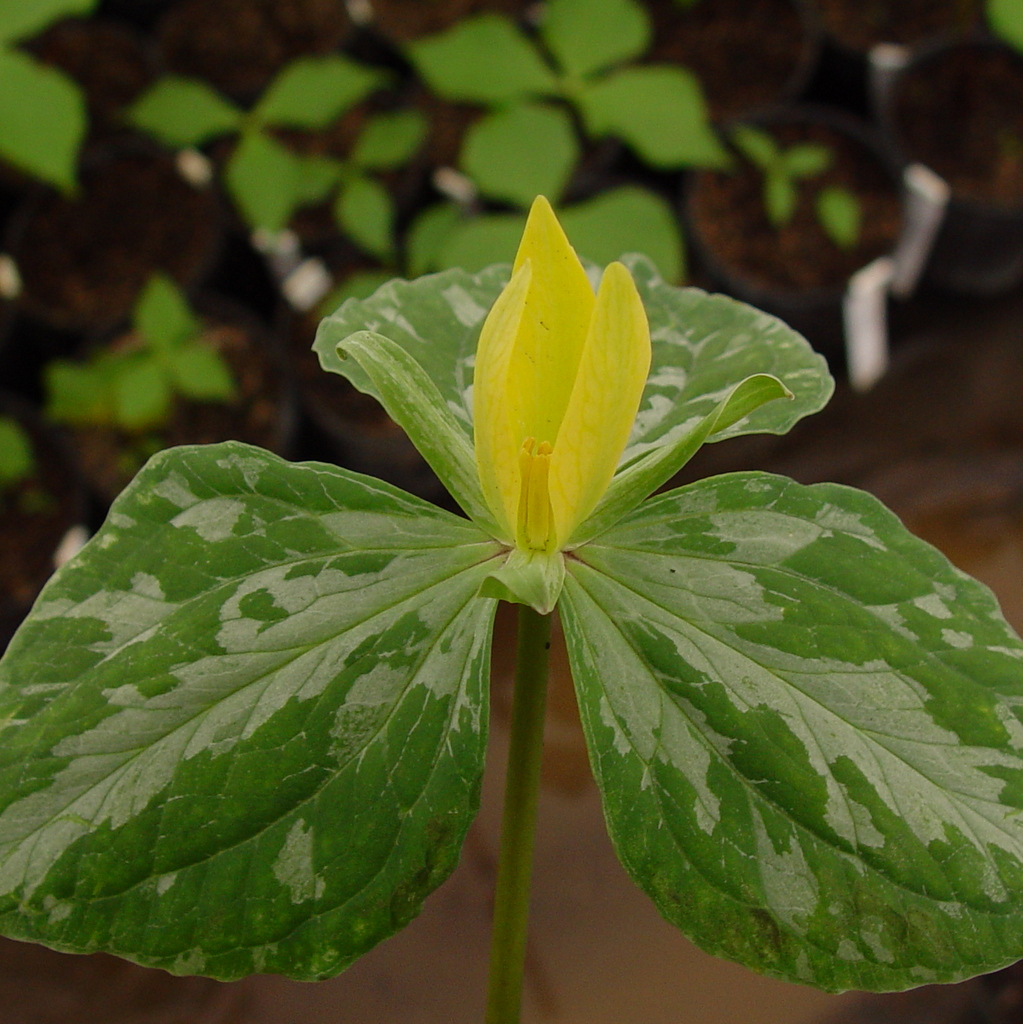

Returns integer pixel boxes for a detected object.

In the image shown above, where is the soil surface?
[365,0,533,43]
[646,0,809,121]
[814,0,982,52]
[158,0,352,102]
[69,312,292,502]
[10,149,222,333]
[25,17,156,134]
[893,42,1023,209]
[687,118,901,293]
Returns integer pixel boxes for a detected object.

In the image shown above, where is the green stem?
[485,605,553,1024]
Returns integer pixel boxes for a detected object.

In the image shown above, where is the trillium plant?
[4,198,1023,1022]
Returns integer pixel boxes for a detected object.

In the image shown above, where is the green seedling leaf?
[405,202,463,277]
[335,176,394,260]
[408,14,558,105]
[296,154,344,206]
[437,213,527,273]
[989,0,1023,51]
[816,185,861,250]
[764,171,797,227]
[44,360,113,425]
[559,187,685,283]
[0,416,34,488]
[226,130,304,232]
[254,55,386,131]
[0,442,502,979]
[332,331,500,537]
[0,48,85,191]
[541,0,650,78]
[168,344,236,402]
[128,77,242,148]
[563,471,1023,990]
[461,103,578,209]
[730,124,779,169]
[0,0,95,43]
[134,275,200,353]
[782,142,831,178]
[351,110,428,170]
[112,357,172,430]
[578,66,728,169]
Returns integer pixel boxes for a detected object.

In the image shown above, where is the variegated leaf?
[561,471,1023,991]
[0,442,501,980]
[313,257,832,476]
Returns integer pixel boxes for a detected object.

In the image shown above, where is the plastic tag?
[890,163,951,298]
[844,256,894,391]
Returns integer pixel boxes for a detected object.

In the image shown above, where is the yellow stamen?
[517,438,554,551]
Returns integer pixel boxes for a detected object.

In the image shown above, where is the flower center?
[517,437,554,551]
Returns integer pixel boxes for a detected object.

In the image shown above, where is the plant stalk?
[485,605,553,1024]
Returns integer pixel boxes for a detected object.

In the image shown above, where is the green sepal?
[477,548,565,615]
[0,441,502,980]
[328,330,505,540]
[570,372,791,547]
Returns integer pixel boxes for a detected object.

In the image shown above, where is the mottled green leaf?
[352,110,427,170]
[407,14,558,105]
[0,442,501,979]
[577,66,728,169]
[254,56,385,130]
[0,48,86,190]
[562,471,1023,991]
[541,0,649,77]
[461,103,579,209]
[128,77,242,148]
[0,0,96,43]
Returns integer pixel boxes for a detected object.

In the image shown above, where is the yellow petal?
[508,196,595,447]
[548,261,650,546]
[473,260,532,540]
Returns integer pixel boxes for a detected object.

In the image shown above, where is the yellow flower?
[473,196,651,554]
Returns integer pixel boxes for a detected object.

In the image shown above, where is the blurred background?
[1,0,1023,1020]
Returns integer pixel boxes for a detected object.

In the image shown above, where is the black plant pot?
[682,104,902,372]
[877,35,1023,294]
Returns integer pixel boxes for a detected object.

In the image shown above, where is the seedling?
[731,124,862,249]
[4,200,1023,1022]
[0,0,97,190]
[44,274,235,433]
[409,0,728,210]
[128,55,422,251]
